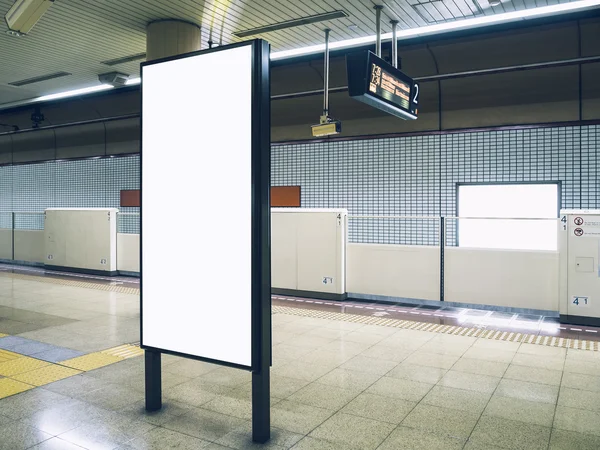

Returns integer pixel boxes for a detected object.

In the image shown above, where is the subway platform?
[0,267,599,449]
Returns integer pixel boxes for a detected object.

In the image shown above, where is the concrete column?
[146,20,201,61]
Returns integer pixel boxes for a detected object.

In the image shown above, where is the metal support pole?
[323,29,330,118]
[374,5,383,57]
[391,20,399,69]
[440,216,445,302]
[11,212,15,261]
[145,350,162,412]
[252,368,270,442]
[251,38,271,444]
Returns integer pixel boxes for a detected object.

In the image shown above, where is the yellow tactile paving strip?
[61,353,126,371]
[0,342,142,400]
[102,343,144,359]
[273,305,600,351]
[12,365,82,386]
[0,357,50,377]
[60,343,143,371]
[0,378,35,397]
[0,272,140,295]
[0,349,21,363]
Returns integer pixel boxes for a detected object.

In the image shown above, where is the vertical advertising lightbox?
[140,40,270,371]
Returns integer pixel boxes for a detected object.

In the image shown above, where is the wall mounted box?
[44,208,118,275]
[559,209,600,326]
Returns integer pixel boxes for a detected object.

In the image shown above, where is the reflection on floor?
[272,297,600,343]
[0,269,599,449]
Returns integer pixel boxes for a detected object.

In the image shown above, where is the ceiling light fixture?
[489,0,502,6]
[101,52,147,66]
[5,29,25,37]
[36,84,114,102]
[233,10,349,38]
[5,0,54,35]
[0,0,598,111]
[9,71,72,87]
[270,0,600,60]
[125,77,141,86]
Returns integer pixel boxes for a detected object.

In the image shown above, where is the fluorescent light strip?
[36,84,114,102]
[125,77,141,86]
[270,0,600,60]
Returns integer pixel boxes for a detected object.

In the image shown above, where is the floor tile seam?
[52,416,159,450]
[460,341,519,449]
[295,364,390,443]
[501,372,562,388]
[382,402,468,448]
[383,370,441,447]
[156,406,274,448]
[23,436,63,450]
[547,363,568,450]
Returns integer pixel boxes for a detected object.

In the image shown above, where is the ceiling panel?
[0,0,594,107]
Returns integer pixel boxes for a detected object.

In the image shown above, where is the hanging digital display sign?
[347,50,418,120]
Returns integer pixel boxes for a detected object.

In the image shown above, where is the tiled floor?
[0,271,600,449]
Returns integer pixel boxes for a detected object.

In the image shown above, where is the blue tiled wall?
[0,125,598,244]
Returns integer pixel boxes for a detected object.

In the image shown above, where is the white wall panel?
[347,243,440,301]
[0,229,12,260]
[117,233,139,273]
[14,230,44,263]
[445,247,559,311]
[271,209,347,295]
[45,208,118,271]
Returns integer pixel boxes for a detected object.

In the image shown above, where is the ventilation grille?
[410,0,482,23]
[234,11,348,38]
[101,53,147,66]
[9,71,72,87]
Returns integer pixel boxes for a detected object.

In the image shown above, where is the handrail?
[445,216,558,221]
[2,212,560,221]
[349,215,558,221]
[350,215,439,220]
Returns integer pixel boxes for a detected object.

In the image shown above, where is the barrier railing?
[348,215,442,246]
[347,214,560,306]
[443,216,559,251]
[117,212,140,234]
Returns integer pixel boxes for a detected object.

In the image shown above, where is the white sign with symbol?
[573,216,600,238]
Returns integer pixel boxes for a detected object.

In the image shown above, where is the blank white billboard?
[141,44,253,368]
[458,183,559,251]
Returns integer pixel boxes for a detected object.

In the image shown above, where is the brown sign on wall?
[271,186,301,207]
[120,190,140,207]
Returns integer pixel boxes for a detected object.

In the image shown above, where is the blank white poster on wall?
[141,44,253,368]
[458,183,559,251]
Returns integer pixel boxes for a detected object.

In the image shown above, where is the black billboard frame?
[139,39,271,443]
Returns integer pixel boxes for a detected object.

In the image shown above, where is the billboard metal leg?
[145,349,162,412]
[252,368,270,443]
